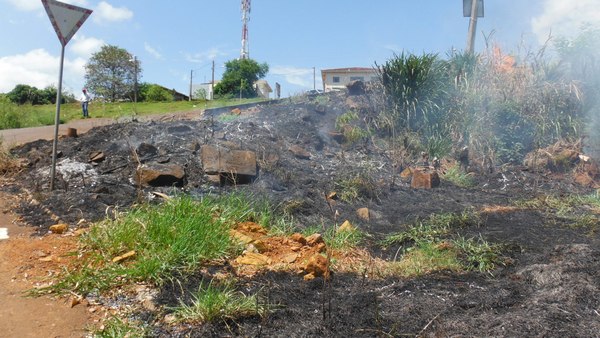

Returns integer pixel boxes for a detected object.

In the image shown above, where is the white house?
[191,82,216,100]
[321,67,377,92]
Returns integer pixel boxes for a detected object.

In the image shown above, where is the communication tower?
[240,0,250,59]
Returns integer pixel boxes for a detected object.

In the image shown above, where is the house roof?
[321,67,375,73]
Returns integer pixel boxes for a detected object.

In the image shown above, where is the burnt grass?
[4,91,600,337]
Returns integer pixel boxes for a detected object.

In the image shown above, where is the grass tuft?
[92,316,148,338]
[170,280,268,324]
[441,165,475,188]
[389,241,462,277]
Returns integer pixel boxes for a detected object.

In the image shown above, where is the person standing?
[80,88,90,118]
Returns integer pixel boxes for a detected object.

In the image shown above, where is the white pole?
[50,44,65,190]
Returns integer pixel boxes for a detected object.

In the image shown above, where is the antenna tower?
[240,0,250,59]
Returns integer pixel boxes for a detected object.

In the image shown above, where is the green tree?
[84,45,141,102]
[145,84,172,102]
[214,58,268,98]
[7,84,41,105]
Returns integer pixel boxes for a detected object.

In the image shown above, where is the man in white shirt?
[80,88,90,118]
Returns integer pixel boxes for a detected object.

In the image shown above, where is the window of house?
[350,76,364,81]
[332,76,340,83]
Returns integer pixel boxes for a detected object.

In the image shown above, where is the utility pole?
[466,0,480,54]
[189,69,193,101]
[211,60,215,100]
[313,67,316,90]
[132,55,138,104]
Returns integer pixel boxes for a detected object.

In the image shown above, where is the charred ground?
[3,91,600,337]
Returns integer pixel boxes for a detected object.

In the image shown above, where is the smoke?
[535,0,600,160]
[532,0,600,43]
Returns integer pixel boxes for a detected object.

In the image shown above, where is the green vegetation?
[214,58,269,99]
[369,28,597,168]
[0,97,265,130]
[6,84,73,105]
[335,110,370,145]
[453,236,501,272]
[325,225,364,251]
[335,172,379,202]
[85,45,141,102]
[170,280,268,324]
[389,241,462,277]
[514,192,600,230]
[442,165,475,188]
[92,316,148,338]
[0,96,21,129]
[42,194,273,295]
[382,211,501,274]
[382,211,480,247]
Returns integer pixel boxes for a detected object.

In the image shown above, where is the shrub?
[145,84,173,102]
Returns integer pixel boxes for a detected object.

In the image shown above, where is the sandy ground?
[0,191,91,338]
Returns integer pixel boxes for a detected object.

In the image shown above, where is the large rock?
[136,163,185,187]
[411,169,440,189]
[201,145,257,177]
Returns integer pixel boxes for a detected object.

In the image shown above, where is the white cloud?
[7,0,89,11]
[270,66,313,88]
[0,49,86,93]
[184,47,227,63]
[532,0,600,42]
[145,42,163,60]
[70,35,105,57]
[94,1,133,23]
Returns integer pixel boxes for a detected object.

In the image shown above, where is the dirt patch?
[0,188,94,337]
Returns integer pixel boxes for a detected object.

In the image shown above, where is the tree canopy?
[84,45,141,102]
[214,58,268,98]
[6,84,71,105]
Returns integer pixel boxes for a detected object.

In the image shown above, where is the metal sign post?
[42,0,92,190]
[464,0,484,54]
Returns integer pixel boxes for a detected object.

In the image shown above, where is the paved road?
[0,110,202,149]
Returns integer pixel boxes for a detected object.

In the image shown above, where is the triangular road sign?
[42,0,92,46]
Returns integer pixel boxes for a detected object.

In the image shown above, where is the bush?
[145,84,173,102]
[0,96,21,129]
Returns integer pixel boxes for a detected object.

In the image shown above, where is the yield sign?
[42,0,93,46]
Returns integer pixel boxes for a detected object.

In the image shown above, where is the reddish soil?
[0,188,93,337]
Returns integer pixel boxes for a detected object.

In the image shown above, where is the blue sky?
[1,0,599,97]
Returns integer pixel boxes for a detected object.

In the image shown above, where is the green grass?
[513,192,600,232]
[0,98,266,130]
[170,280,268,324]
[325,224,364,251]
[92,316,148,338]
[389,241,462,277]
[453,236,501,272]
[382,211,501,274]
[335,172,379,202]
[39,193,273,295]
[441,165,475,188]
[381,211,481,248]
